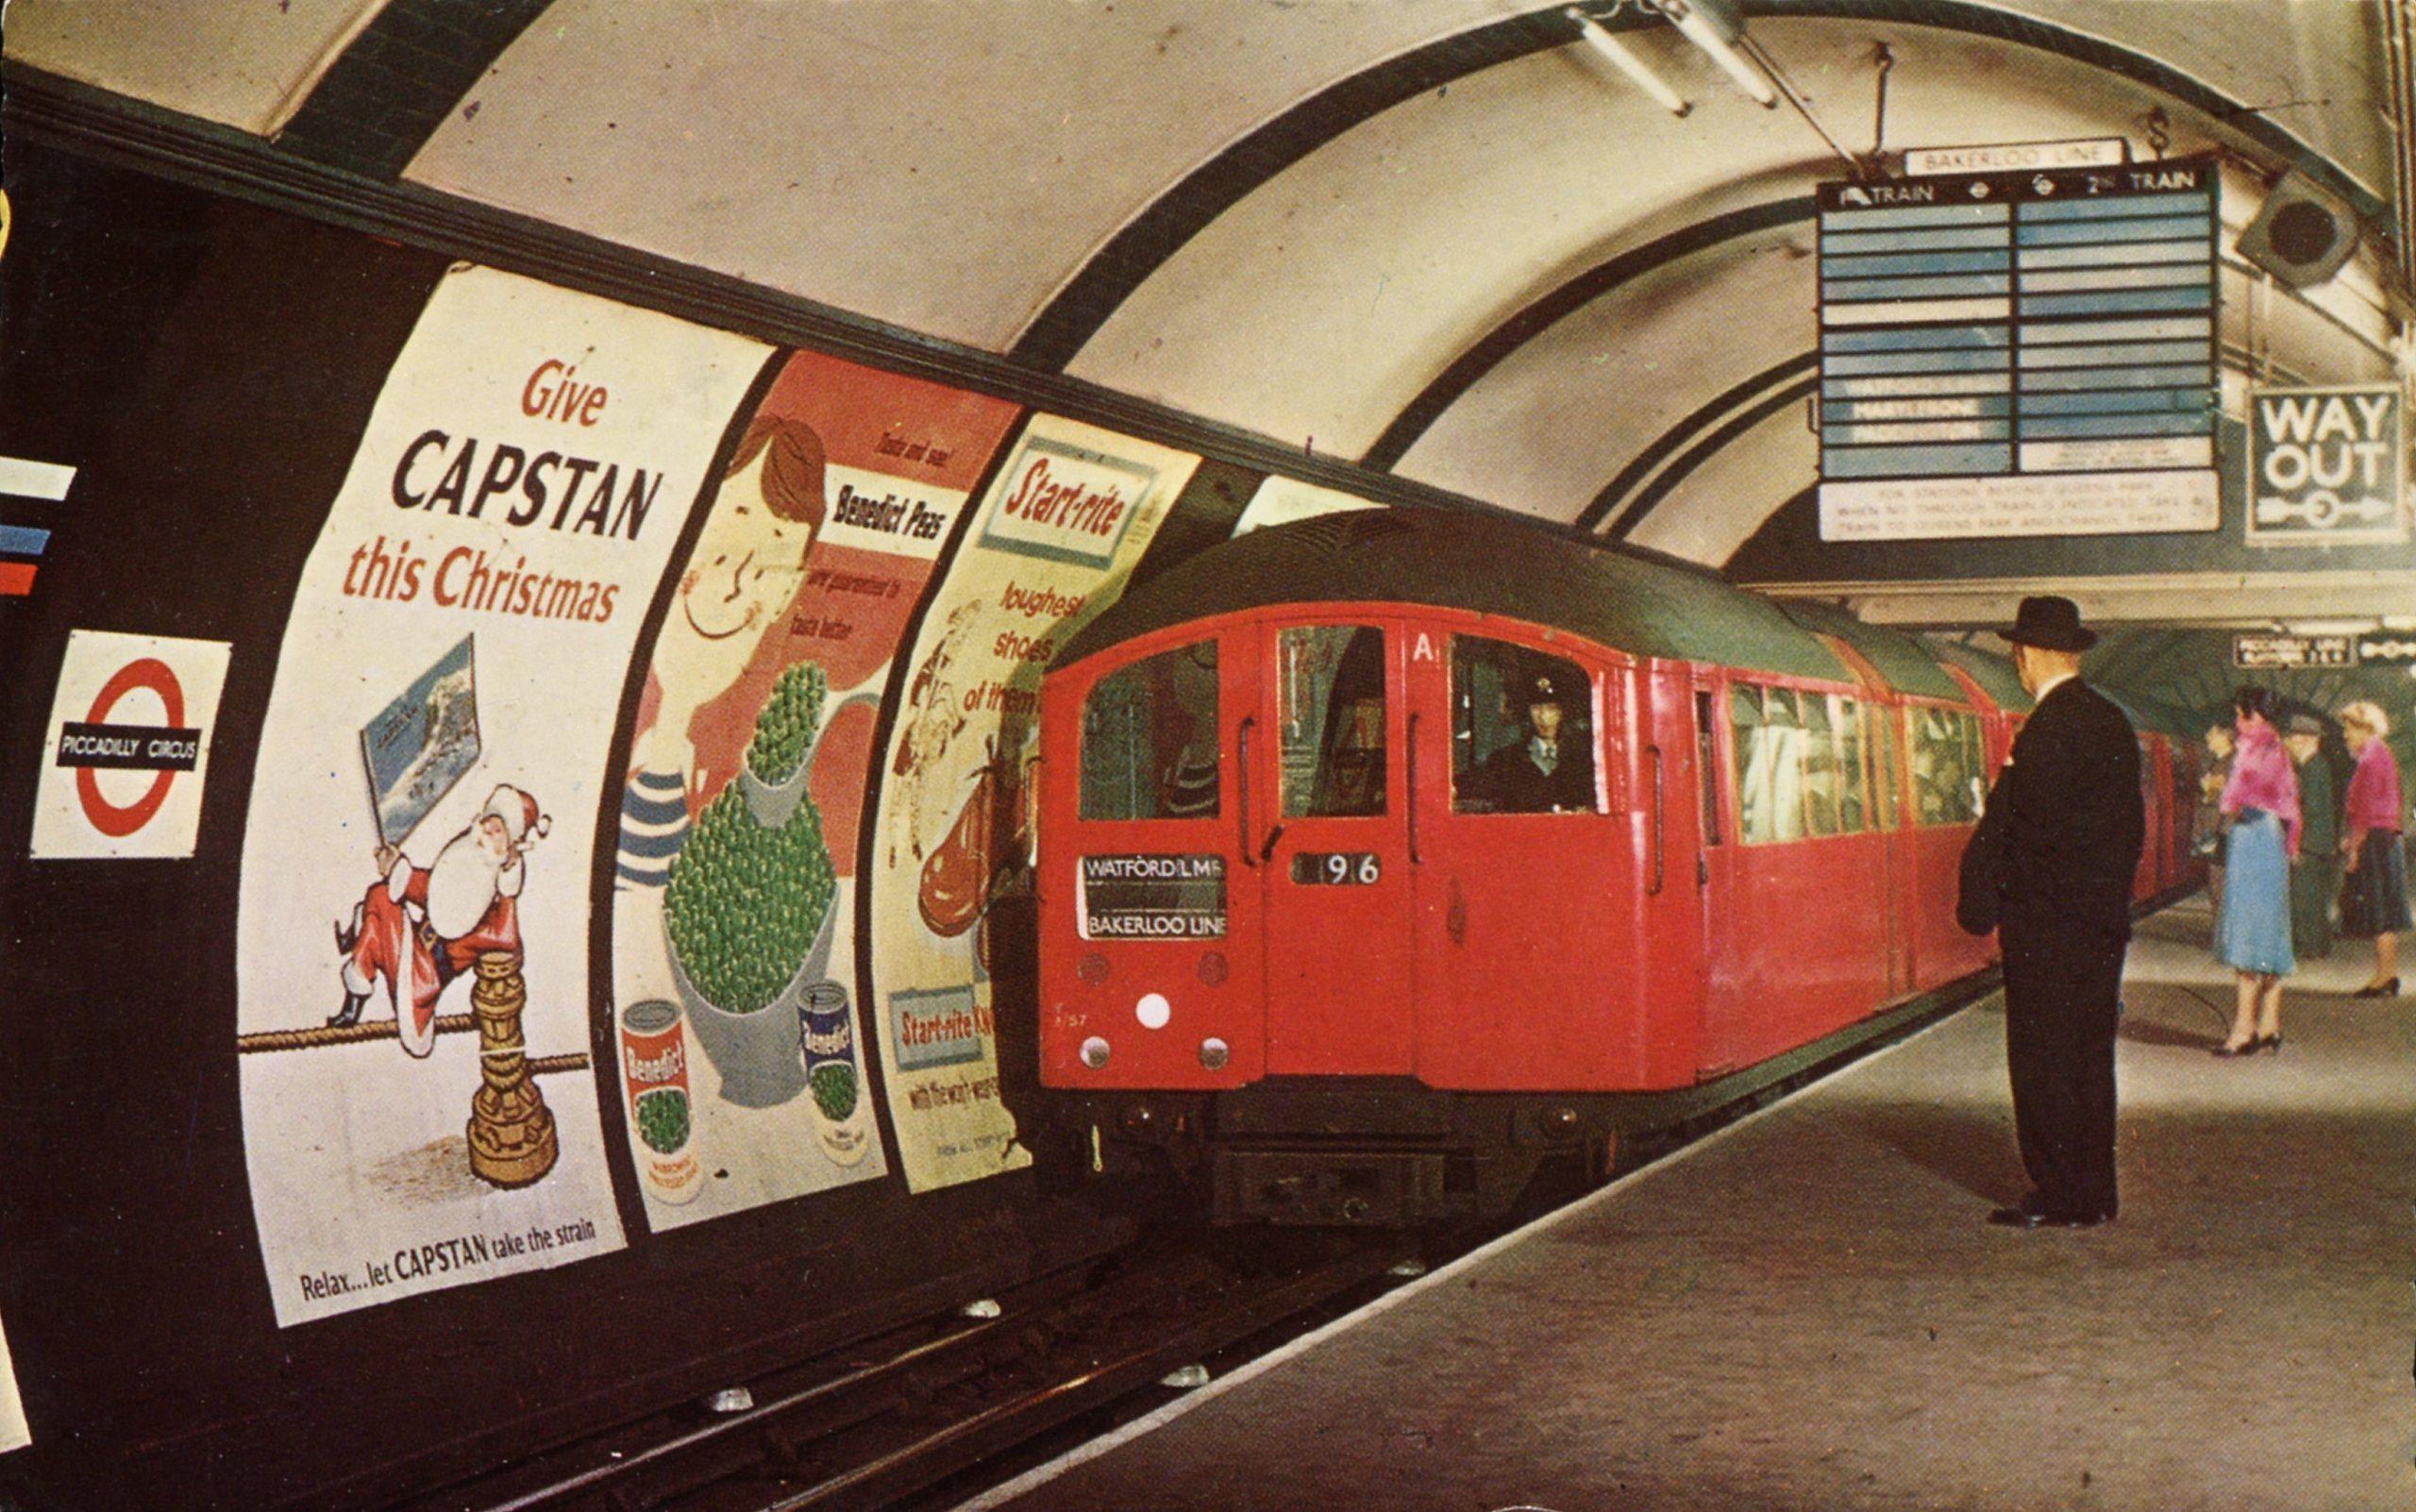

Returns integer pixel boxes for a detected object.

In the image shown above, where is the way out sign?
[33,630,231,858]
[2248,383,2406,546]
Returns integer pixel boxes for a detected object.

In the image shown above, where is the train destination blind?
[1816,154,2220,542]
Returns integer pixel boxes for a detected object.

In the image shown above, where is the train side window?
[1450,637,1597,815]
[1870,704,1903,832]
[1911,707,1979,826]
[1695,690,1722,845]
[1801,692,1840,838]
[1279,625,1386,818]
[1835,695,1868,833]
[1080,641,1220,821]
[1732,683,1807,845]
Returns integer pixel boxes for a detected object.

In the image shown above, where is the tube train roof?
[1921,636,2036,714]
[1059,509,1851,682]
[1775,600,1966,702]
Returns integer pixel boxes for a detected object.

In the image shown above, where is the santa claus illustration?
[331,783,549,1056]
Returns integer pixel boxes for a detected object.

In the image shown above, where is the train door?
[1250,619,1416,1075]
[1870,699,1917,994]
[1043,628,1263,1089]
[1407,630,1628,1088]
[1689,675,1737,1076]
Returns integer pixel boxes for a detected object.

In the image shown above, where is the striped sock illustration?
[616,765,690,888]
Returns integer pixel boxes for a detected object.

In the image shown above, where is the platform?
[969,896,2416,1511]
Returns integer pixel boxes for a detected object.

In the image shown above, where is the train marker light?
[1077,951,1110,983]
[1199,1037,1230,1070]
[1136,992,1171,1030]
[1081,1036,1111,1069]
[1198,950,1229,985]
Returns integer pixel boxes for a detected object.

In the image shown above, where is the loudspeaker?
[2235,170,2360,289]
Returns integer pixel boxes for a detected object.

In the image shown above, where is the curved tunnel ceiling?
[8,0,2407,575]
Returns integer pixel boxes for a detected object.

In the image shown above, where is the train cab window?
[1279,625,1386,817]
[1836,696,1869,832]
[1870,704,1903,832]
[1451,638,1597,815]
[1079,641,1219,821]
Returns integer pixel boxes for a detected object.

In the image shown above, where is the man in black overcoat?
[1977,596,2144,1229]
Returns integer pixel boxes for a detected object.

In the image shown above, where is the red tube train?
[1034,511,2202,1225]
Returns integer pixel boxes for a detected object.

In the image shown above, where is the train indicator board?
[1816,155,2220,543]
[1080,853,1226,939]
[2232,634,2357,670]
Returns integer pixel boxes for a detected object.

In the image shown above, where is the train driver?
[1470,672,1595,814]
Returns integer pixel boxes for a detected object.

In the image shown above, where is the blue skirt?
[2219,811,2294,976]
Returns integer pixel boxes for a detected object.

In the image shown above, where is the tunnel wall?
[0,140,1335,1509]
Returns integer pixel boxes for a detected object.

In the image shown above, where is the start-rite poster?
[870,415,1199,1191]
[235,266,770,1323]
[607,350,1019,1227]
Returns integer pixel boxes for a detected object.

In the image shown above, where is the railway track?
[390,949,2050,1512]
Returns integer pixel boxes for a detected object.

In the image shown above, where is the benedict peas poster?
[236,266,770,1324]
[608,350,1019,1228]
[871,415,1199,1192]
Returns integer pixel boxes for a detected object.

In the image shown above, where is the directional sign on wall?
[1815,155,2220,543]
[2247,383,2405,546]
[2233,633,2357,670]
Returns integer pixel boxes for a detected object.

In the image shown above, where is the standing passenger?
[2284,714,2339,962]
[2337,701,2408,997]
[1983,596,2143,1231]
[2195,722,2235,920]
[2212,688,2297,1055]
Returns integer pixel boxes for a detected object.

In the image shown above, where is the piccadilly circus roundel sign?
[34,630,231,859]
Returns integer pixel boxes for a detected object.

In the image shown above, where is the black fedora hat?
[2002,595,2096,652]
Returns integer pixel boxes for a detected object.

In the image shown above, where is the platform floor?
[970,897,2416,1511]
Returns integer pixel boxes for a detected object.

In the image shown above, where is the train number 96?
[1290,851,1380,886]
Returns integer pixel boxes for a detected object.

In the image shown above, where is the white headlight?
[1136,992,1171,1030]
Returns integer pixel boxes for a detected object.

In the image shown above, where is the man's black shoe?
[1988,1201,2109,1229]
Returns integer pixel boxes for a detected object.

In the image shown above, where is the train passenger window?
[1695,690,1722,845]
[1870,704,1903,832]
[1732,684,1808,844]
[1451,637,1597,815]
[1079,642,1219,821]
[1801,694,1840,838]
[1910,707,1980,826]
[1279,625,1386,817]
[1836,696,1868,832]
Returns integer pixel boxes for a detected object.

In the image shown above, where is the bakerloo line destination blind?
[1815,155,2220,542]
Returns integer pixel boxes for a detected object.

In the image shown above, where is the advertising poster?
[0,1312,25,1453]
[871,416,1200,1191]
[30,629,230,859]
[1231,475,1384,537]
[609,350,1019,1227]
[235,266,770,1324]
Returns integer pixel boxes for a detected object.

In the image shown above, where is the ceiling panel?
[401,0,1516,352]
[5,0,388,134]
[1065,15,2377,491]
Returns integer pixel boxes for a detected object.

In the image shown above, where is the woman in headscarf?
[2336,700,2408,997]
[2212,686,2296,1056]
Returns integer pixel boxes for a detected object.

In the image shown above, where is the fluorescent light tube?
[1567,9,1691,116]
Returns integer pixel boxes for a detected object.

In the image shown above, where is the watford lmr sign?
[2249,384,2406,546]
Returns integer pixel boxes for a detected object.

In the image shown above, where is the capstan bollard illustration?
[466,949,559,1189]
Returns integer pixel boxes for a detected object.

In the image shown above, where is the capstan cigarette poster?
[870,415,1199,1191]
[235,266,769,1323]
[609,350,1019,1227]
